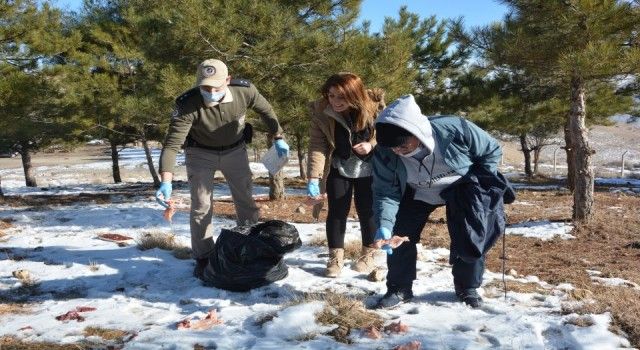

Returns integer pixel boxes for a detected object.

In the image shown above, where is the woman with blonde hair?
[307,72,385,277]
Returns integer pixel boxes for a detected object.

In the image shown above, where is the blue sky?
[360,0,507,31]
[52,0,507,31]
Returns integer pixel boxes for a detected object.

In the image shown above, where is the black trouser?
[387,189,485,292]
[325,167,376,248]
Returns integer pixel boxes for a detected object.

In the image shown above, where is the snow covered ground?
[0,147,637,349]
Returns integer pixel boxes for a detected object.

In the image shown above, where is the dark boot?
[455,287,483,308]
[376,287,414,309]
[193,258,208,279]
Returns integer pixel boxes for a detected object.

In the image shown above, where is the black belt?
[186,137,244,151]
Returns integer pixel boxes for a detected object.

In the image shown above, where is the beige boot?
[352,246,377,273]
[325,248,344,278]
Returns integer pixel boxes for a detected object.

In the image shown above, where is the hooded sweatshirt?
[375,95,460,204]
[372,94,502,232]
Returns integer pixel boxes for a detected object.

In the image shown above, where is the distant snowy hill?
[609,114,640,128]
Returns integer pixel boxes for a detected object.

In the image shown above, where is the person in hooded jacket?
[307,72,385,277]
[372,94,508,308]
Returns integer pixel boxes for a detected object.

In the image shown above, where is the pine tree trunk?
[21,147,37,187]
[267,137,284,200]
[533,147,541,175]
[142,138,160,187]
[0,176,4,200]
[519,134,533,178]
[569,77,594,223]
[295,133,307,180]
[564,119,575,192]
[109,138,122,183]
[269,171,285,200]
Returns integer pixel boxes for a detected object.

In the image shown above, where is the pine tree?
[70,0,171,184]
[131,0,366,198]
[0,0,82,187]
[477,0,640,222]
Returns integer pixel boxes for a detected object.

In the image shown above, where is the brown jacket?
[307,89,385,190]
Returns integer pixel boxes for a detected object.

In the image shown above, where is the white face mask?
[200,88,225,104]
[399,145,423,158]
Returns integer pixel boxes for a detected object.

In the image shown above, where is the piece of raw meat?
[96,233,133,242]
[394,340,421,350]
[163,200,177,222]
[363,325,383,339]
[384,320,409,333]
[372,236,410,249]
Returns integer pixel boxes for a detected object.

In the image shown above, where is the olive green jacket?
[159,81,282,173]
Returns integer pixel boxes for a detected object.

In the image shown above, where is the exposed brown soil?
[214,190,640,287]
[1,144,639,346]
[213,188,640,346]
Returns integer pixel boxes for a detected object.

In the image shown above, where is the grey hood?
[375,94,435,153]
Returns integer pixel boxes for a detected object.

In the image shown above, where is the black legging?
[325,167,376,248]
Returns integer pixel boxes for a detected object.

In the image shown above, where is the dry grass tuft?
[172,246,192,260]
[88,260,100,272]
[137,232,192,260]
[313,292,382,330]
[298,290,383,344]
[564,315,595,327]
[483,279,552,298]
[83,326,131,341]
[0,217,14,229]
[136,231,187,252]
[282,290,383,343]
[567,288,594,301]
[561,300,608,316]
[0,336,87,349]
[12,270,40,296]
[293,333,318,342]
[0,303,31,316]
[0,218,13,240]
[593,287,640,346]
[254,312,277,327]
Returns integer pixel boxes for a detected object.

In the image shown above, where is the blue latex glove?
[374,227,393,255]
[155,181,172,208]
[307,179,320,197]
[274,139,289,158]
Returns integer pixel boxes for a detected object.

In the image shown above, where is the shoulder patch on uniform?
[175,87,199,105]
[171,106,180,119]
[229,78,251,87]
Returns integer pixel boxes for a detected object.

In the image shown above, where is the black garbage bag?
[202,220,302,292]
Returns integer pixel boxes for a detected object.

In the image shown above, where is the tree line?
[1,0,639,223]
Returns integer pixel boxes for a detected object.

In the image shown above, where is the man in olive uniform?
[156,59,289,278]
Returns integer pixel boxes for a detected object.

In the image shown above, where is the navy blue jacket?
[441,167,515,262]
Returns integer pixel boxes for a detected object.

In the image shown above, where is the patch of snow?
[506,221,574,240]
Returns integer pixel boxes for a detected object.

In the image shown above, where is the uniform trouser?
[185,145,259,259]
[386,189,485,292]
[325,167,376,248]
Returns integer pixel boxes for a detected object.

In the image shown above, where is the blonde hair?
[321,72,382,131]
